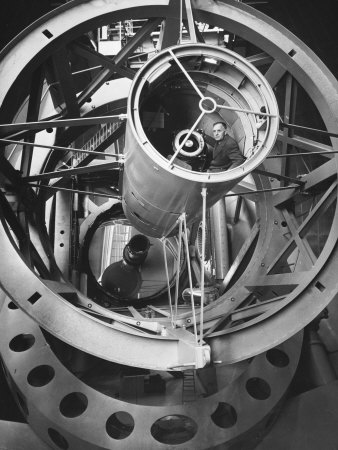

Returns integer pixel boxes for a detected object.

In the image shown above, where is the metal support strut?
[200,187,207,344]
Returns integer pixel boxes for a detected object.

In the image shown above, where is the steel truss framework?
[0,0,337,448]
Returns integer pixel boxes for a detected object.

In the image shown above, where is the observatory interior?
[0,0,338,449]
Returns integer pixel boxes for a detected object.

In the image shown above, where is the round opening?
[211,402,237,428]
[199,96,217,113]
[27,365,55,387]
[134,44,279,176]
[266,348,290,368]
[8,301,18,310]
[106,411,134,440]
[281,221,287,227]
[59,392,88,418]
[128,234,150,253]
[174,129,205,158]
[151,415,197,445]
[246,377,271,400]
[9,334,35,352]
[59,243,64,247]
[48,428,69,450]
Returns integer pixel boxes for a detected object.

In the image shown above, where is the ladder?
[182,370,196,403]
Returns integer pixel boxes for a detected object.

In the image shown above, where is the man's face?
[213,124,227,141]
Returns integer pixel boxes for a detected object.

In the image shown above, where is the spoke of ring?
[168,48,204,99]
[168,110,205,165]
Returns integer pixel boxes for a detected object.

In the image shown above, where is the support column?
[210,198,229,281]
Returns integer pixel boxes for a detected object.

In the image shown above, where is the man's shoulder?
[225,134,237,145]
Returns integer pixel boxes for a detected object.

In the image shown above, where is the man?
[208,122,245,171]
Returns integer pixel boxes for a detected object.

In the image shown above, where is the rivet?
[261,262,265,267]
[88,303,92,308]
[231,297,235,302]
[274,220,278,225]
[136,321,141,326]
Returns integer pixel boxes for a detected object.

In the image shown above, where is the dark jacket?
[209,134,245,171]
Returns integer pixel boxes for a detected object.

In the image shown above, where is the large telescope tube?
[123,44,279,238]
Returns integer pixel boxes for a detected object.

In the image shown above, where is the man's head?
[213,122,227,141]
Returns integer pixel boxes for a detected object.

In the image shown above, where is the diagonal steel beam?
[230,296,287,323]
[20,66,45,178]
[24,161,120,182]
[297,181,337,238]
[71,43,135,80]
[0,154,37,209]
[38,122,125,201]
[183,0,197,43]
[0,138,121,160]
[253,167,304,185]
[113,18,162,66]
[157,0,181,49]
[272,160,336,209]
[0,115,126,138]
[246,53,273,67]
[276,132,334,158]
[76,18,161,105]
[264,60,287,88]
[302,159,337,192]
[281,209,317,268]
[48,48,81,117]
[0,192,51,278]
[268,182,337,273]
